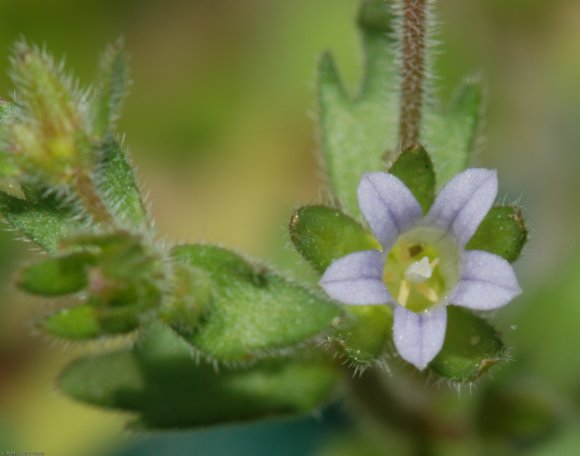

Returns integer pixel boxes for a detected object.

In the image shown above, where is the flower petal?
[426,169,498,246]
[357,172,423,249]
[449,250,522,310]
[393,304,447,370]
[319,250,391,305]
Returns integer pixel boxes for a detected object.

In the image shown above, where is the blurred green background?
[1,0,580,454]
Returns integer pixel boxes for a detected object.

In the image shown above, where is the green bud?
[42,304,140,340]
[9,42,91,184]
[18,253,93,296]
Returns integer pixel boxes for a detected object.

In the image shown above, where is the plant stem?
[398,0,428,151]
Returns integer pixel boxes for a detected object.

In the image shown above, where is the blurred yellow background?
[1,0,580,455]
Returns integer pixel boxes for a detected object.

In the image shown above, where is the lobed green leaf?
[170,244,342,362]
[466,206,528,263]
[319,0,398,217]
[424,79,485,187]
[59,322,340,429]
[289,205,379,273]
[429,307,506,382]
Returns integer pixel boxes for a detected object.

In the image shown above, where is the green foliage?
[467,206,528,262]
[90,39,130,139]
[171,244,342,362]
[424,79,485,187]
[289,205,380,273]
[18,253,91,295]
[319,0,397,217]
[0,185,85,252]
[429,307,506,382]
[388,145,436,213]
[42,304,140,339]
[59,322,340,429]
[94,139,149,229]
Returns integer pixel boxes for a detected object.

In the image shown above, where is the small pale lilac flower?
[319,169,522,370]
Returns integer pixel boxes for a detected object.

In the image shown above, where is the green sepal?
[42,304,140,340]
[94,140,149,229]
[17,252,93,296]
[90,38,130,139]
[429,307,506,382]
[388,145,436,213]
[170,244,341,362]
[333,305,393,366]
[319,0,397,217]
[466,206,528,262]
[424,78,484,187]
[289,205,380,273]
[0,185,85,252]
[58,322,340,429]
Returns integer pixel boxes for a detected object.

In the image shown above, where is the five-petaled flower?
[319,169,522,370]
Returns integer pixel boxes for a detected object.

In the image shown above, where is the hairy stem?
[398,0,427,151]
[75,170,115,225]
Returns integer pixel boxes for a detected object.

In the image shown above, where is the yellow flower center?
[383,227,460,313]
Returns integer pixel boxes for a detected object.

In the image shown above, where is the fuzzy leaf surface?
[424,79,484,187]
[171,244,341,362]
[319,0,397,217]
[59,322,339,429]
[94,140,149,229]
[90,39,130,138]
[0,186,85,252]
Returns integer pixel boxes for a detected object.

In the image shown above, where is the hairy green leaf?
[289,205,379,273]
[0,186,85,252]
[388,145,436,213]
[90,38,130,138]
[59,322,339,429]
[94,140,149,229]
[429,307,506,382]
[424,79,484,186]
[319,0,397,217]
[18,253,92,296]
[466,206,528,263]
[171,244,341,362]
